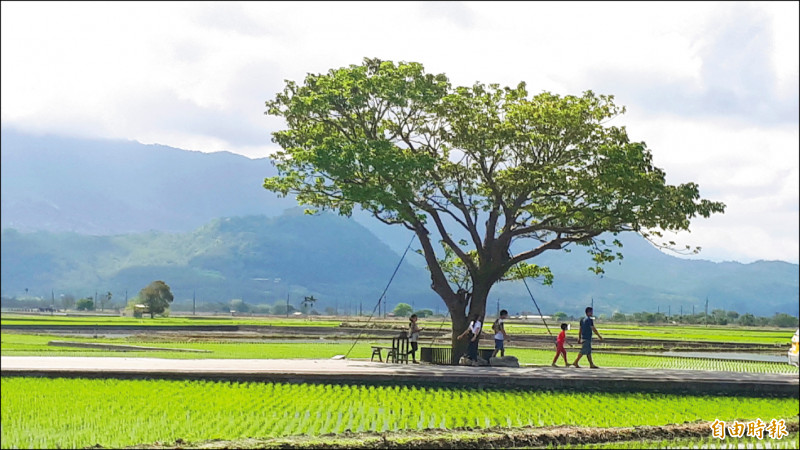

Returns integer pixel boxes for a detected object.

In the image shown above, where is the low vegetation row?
[2,313,795,349]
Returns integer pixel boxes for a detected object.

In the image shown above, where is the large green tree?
[264,58,725,359]
[76,297,94,311]
[393,302,413,317]
[138,280,174,319]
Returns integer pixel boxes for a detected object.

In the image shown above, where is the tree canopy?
[138,280,174,319]
[393,302,413,317]
[264,58,725,356]
[76,297,94,311]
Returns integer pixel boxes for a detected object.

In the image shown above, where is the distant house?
[133,304,149,318]
[515,314,551,322]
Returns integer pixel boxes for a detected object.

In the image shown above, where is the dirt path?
[5,356,797,397]
[122,419,799,449]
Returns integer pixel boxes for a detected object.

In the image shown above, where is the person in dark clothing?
[571,307,603,368]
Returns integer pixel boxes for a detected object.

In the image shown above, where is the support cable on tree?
[427,310,452,347]
[512,255,556,345]
[344,234,416,359]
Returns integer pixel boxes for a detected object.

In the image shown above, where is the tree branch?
[428,171,484,254]
[423,206,479,276]
[410,218,457,301]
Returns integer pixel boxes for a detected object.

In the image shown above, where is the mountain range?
[1,128,797,316]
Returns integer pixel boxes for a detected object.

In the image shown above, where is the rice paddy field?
[1,313,793,345]
[503,323,791,346]
[0,314,344,327]
[2,377,798,449]
[2,332,797,373]
[2,313,798,448]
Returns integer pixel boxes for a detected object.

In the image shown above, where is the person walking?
[552,323,569,367]
[408,313,422,363]
[491,309,510,358]
[572,307,603,368]
[457,313,483,362]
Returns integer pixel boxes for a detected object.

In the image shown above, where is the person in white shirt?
[457,313,483,362]
[491,309,510,358]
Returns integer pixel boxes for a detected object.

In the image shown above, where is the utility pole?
[680,305,683,317]
[193,290,196,316]
[704,296,709,327]
[286,289,290,318]
[668,305,671,318]
[51,289,55,314]
[496,298,500,317]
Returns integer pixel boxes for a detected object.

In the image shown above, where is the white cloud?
[1,1,797,263]
[620,114,799,263]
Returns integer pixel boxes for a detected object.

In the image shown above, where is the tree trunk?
[411,221,494,364]
[450,311,469,364]
[443,281,492,364]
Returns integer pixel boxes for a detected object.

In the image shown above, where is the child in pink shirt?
[552,323,569,367]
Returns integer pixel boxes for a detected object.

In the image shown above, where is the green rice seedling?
[2,378,797,449]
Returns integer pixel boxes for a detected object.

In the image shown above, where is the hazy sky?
[2,1,798,264]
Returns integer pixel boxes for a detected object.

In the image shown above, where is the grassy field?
[504,323,793,345]
[2,313,794,346]
[2,377,797,449]
[2,332,797,373]
[0,313,344,327]
[0,332,373,359]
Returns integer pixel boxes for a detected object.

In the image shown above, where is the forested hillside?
[2,210,797,316]
[2,130,797,316]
